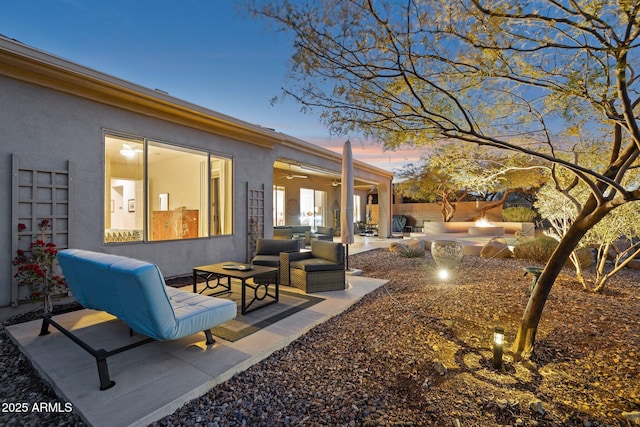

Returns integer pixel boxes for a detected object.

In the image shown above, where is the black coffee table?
[192,262,279,315]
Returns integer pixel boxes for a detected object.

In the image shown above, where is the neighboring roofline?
[0,35,393,180]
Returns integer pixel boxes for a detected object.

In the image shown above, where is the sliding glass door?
[300,188,327,229]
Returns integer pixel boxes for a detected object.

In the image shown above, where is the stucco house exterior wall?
[0,36,393,308]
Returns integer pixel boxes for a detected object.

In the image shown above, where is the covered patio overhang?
[272,156,393,238]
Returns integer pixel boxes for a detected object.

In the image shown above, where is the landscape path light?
[437,268,450,281]
[493,327,504,369]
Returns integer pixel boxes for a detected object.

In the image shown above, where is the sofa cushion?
[274,225,311,234]
[310,233,333,242]
[166,287,238,339]
[311,240,344,264]
[255,238,299,255]
[291,225,311,234]
[251,254,281,267]
[290,258,343,272]
[316,226,334,236]
[273,228,293,239]
[57,250,175,339]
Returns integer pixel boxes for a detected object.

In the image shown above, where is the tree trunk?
[440,191,468,222]
[570,250,587,290]
[442,201,454,222]
[479,190,510,218]
[441,192,456,222]
[593,244,640,293]
[511,204,610,360]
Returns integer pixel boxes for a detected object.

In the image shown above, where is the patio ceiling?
[273,159,377,191]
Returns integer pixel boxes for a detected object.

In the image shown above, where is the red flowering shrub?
[12,220,67,312]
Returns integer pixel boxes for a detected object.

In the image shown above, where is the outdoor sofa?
[251,238,300,285]
[273,225,334,245]
[274,225,310,239]
[44,249,237,390]
[273,228,293,239]
[284,240,345,293]
[307,226,334,244]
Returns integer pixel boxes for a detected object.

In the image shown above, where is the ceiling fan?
[282,165,308,180]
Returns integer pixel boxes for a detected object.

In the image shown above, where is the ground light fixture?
[437,268,450,281]
[493,327,505,369]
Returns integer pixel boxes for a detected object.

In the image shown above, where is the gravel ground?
[1,304,85,426]
[2,248,639,426]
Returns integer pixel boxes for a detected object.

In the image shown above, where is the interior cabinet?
[152,210,199,240]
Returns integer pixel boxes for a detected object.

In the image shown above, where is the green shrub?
[396,246,425,258]
[513,236,557,263]
[513,236,594,267]
[502,206,538,222]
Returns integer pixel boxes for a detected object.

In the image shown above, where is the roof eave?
[0,36,282,149]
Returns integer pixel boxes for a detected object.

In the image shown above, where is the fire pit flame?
[469,218,504,236]
[475,218,493,227]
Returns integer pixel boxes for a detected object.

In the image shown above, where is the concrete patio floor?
[4,237,391,427]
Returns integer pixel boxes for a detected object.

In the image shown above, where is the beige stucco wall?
[393,201,504,226]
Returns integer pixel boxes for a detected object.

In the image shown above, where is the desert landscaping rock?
[388,241,407,253]
[481,237,513,259]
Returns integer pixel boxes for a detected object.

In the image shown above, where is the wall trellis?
[11,154,72,306]
[247,182,264,263]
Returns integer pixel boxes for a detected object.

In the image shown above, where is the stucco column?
[376,178,392,238]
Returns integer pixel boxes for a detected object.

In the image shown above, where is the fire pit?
[468,219,504,236]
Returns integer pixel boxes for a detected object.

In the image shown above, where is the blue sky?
[0,0,421,171]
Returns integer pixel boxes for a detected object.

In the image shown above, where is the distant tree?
[584,203,640,292]
[536,168,640,292]
[395,161,469,221]
[249,0,640,359]
[395,143,546,221]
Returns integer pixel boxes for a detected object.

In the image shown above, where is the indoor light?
[493,327,505,369]
[120,148,135,158]
[119,143,138,158]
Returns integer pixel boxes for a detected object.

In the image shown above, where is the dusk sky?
[0,0,423,172]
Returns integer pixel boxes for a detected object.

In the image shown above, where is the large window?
[104,133,233,243]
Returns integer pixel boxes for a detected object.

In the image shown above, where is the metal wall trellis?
[247,182,264,262]
[11,154,72,306]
